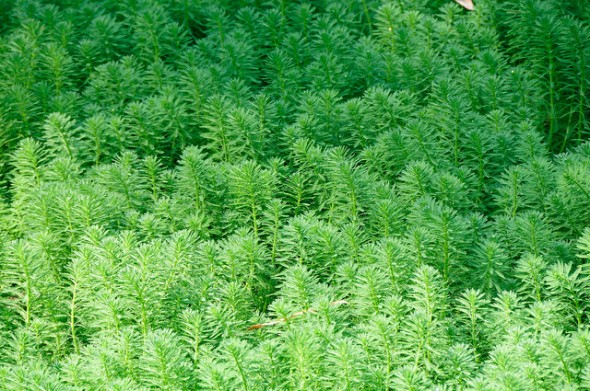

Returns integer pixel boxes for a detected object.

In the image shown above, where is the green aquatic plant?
[0,0,589,389]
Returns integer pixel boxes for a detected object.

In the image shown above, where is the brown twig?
[247,300,349,331]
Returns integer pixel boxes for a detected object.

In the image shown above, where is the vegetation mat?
[0,0,589,389]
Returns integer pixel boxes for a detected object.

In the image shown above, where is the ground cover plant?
[0,0,589,389]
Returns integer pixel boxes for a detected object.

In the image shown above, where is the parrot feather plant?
[0,0,588,389]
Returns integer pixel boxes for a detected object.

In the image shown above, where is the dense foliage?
[0,0,589,389]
